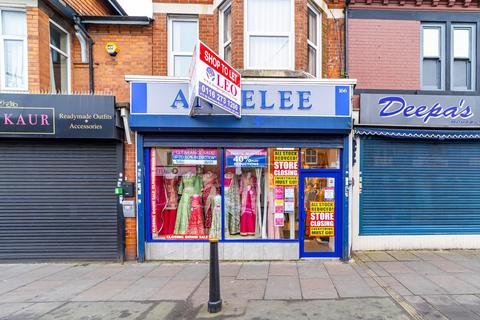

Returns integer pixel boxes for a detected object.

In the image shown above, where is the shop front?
[0,94,123,261]
[354,93,480,250]
[128,77,355,261]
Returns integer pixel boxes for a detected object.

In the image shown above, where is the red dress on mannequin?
[160,172,178,235]
[186,194,205,235]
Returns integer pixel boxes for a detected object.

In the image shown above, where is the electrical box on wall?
[122,181,135,197]
[122,200,136,218]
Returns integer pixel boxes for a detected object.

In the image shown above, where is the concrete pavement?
[1,250,480,319]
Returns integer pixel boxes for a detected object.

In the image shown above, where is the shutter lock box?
[122,200,136,217]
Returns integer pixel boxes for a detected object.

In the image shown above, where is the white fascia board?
[153,3,215,15]
[125,75,357,86]
[309,0,344,19]
[0,0,37,8]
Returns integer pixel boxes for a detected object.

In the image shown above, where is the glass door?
[299,172,342,258]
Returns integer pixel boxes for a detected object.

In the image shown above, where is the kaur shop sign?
[172,148,217,165]
[309,201,335,237]
[225,148,267,167]
[273,150,299,186]
[189,41,241,118]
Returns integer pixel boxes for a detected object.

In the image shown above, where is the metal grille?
[0,140,121,261]
[360,137,480,235]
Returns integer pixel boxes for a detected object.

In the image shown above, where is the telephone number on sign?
[199,82,240,112]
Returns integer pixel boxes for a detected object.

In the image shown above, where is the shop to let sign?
[189,41,241,118]
[225,148,267,167]
[273,150,298,186]
[309,201,335,237]
[172,148,217,165]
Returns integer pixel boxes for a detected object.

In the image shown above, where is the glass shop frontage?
[128,77,355,261]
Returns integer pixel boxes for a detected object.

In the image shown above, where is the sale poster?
[225,148,267,168]
[309,201,335,237]
[172,148,217,165]
[273,150,299,186]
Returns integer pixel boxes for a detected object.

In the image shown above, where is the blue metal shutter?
[360,137,480,235]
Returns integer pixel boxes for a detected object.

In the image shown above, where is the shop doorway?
[299,172,342,258]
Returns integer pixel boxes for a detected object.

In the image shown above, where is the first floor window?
[168,17,198,77]
[1,10,27,90]
[50,22,69,93]
[219,3,232,64]
[245,0,294,70]
[307,5,321,77]
[452,24,476,91]
[421,24,444,90]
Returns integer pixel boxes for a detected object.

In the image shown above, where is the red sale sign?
[189,41,242,118]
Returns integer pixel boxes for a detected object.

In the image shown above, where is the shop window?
[244,0,294,70]
[301,148,340,169]
[451,24,476,91]
[50,21,70,93]
[224,148,298,240]
[1,10,27,91]
[168,17,198,77]
[219,2,232,65]
[307,4,321,78]
[421,24,444,91]
[150,148,221,240]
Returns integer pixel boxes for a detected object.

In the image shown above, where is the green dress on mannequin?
[174,173,197,234]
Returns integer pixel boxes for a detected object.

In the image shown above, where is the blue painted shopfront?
[128,77,355,261]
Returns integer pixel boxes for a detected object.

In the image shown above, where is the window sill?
[239,69,313,79]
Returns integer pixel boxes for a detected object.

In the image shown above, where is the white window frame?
[219,1,232,63]
[420,23,445,91]
[0,8,28,92]
[244,0,295,70]
[49,19,71,93]
[307,3,321,78]
[450,23,476,92]
[167,16,199,77]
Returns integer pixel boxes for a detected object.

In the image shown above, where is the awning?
[355,127,480,140]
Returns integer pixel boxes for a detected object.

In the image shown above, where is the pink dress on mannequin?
[240,172,257,235]
[186,194,205,235]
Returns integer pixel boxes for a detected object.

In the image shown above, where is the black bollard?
[208,239,222,313]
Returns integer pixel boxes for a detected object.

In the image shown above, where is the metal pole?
[208,239,222,313]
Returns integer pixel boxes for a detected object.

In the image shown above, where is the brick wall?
[325,16,344,78]
[65,0,113,16]
[295,0,308,71]
[348,18,420,90]
[124,217,137,260]
[27,7,50,92]
[231,0,244,69]
[152,13,167,75]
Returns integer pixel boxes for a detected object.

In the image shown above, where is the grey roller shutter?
[0,140,121,261]
[360,137,480,235]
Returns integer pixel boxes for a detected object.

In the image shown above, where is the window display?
[301,148,340,169]
[150,148,221,240]
[224,148,298,240]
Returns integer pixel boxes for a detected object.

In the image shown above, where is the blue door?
[299,171,343,258]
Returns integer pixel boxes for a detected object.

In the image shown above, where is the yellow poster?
[273,150,298,186]
[309,201,335,237]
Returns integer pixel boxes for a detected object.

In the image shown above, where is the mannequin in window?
[202,170,219,231]
[240,171,257,236]
[160,167,178,235]
[174,171,196,234]
[225,168,241,235]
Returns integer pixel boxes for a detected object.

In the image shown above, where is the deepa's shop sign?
[273,150,298,186]
[189,41,241,118]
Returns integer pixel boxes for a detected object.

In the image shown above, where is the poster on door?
[273,150,298,186]
[309,201,335,237]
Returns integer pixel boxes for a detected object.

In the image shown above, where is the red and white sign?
[189,41,242,118]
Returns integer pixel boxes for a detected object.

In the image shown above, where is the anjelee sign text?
[0,94,118,139]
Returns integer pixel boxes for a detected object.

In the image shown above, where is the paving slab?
[388,251,420,261]
[219,263,242,277]
[298,261,330,279]
[452,295,480,316]
[264,275,302,299]
[141,302,180,320]
[111,277,171,301]
[173,263,209,281]
[365,251,397,262]
[0,280,64,303]
[324,261,358,276]
[377,276,413,296]
[239,298,410,320]
[454,273,480,290]
[32,279,101,302]
[6,302,64,320]
[330,275,385,298]
[0,265,45,281]
[426,274,479,294]
[237,262,269,280]
[428,259,471,273]
[422,295,480,320]
[108,263,158,281]
[300,278,338,299]
[404,261,444,275]
[403,295,448,320]
[393,274,446,295]
[38,302,153,320]
[410,251,447,261]
[364,261,390,277]
[268,262,298,276]
[144,263,186,278]
[378,262,414,275]
[71,280,136,301]
[0,303,33,319]
[149,278,203,300]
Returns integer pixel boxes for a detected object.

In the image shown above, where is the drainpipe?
[344,0,350,78]
[74,17,95,94]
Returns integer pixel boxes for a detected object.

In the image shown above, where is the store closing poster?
[309,201,335,237]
